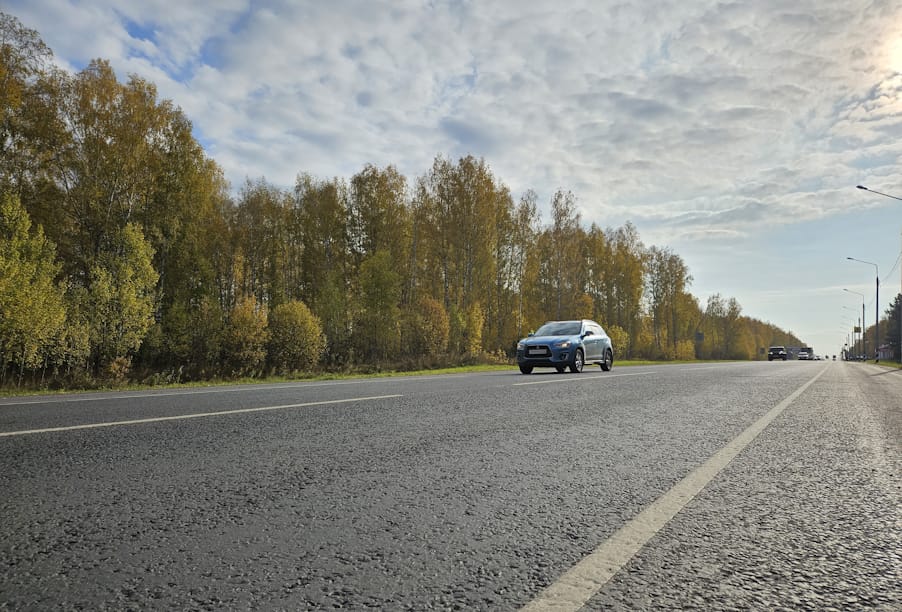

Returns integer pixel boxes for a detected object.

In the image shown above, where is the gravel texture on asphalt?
[1,362,899,610]
[588,363,901,611]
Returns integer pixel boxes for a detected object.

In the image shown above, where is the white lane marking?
[513,372,654,386]
[0,395,402,437]
[663,363,752,372]
[520,367,829,612]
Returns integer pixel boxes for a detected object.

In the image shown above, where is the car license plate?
[528,348,545,355]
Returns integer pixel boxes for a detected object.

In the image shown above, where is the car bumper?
[517,348,574,367]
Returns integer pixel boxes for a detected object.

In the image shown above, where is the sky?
[6,0,902,356]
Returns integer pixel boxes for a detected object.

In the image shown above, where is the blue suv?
[517,319,614,374]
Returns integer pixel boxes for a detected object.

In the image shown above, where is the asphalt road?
[1,361,900,610]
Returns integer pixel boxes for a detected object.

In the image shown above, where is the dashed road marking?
[513,372,654,386]
[0,395,402,437]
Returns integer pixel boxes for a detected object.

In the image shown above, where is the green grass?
[871,359,902,369]
[0,359,684,396]
[0,364,515,397]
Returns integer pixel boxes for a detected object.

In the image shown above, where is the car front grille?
[525,345,551,358]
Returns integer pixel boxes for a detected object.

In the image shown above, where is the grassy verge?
[0,359,727,397]
[871,360,902,369]
[0,364,515,397]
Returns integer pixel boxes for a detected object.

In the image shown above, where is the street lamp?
[843,290,865,359]
[857,185,902,201]
[842,305,859,359]
[840,313,858,360]
[847,257,879,362]
[856,185,902,363]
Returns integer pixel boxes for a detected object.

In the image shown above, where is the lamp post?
[857,185,902,201]
[847,257,879,362]
[842,306,859,358]
[844,291,865,359]
[840,318,855,360]
[856,185,902,363]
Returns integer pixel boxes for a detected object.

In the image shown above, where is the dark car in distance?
[768,345,787,361]
[516,319,613,374]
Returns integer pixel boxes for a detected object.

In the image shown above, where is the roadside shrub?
[161,296,225,379]
[463,302,484,356]
[606,324,629,359]
[675,339,695,361]
[222,296,268,377]
[104,356,131,384]
[267,300,325,374]
[402,297,449,357]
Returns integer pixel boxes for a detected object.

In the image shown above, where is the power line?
[882,251,901,284]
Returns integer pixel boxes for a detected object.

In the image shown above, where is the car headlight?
[553,341,571,349]
[517,342,525,350]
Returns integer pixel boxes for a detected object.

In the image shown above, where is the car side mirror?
[527,333,534,337]
[583,330,593,337]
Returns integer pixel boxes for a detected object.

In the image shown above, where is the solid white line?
[0,395,403,437]
[520,367,829,612]
[513,372,654,386]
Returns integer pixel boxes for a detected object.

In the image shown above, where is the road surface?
[1,361,899,610]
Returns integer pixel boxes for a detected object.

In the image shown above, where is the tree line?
[848,295,902,361]
[0,13,806,388]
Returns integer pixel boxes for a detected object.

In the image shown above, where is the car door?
[596,324,607,359]
[591,323,607,360]
[585,323,601,360]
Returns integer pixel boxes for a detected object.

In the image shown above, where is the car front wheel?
[569,348,584,373]
[519,364,533,374]
[600,348,613,371]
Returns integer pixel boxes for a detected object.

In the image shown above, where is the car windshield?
[534,321,582,336]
